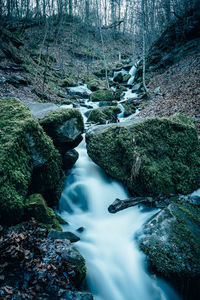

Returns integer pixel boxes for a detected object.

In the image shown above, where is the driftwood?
[108,197,154,213]
[108,194,200,214]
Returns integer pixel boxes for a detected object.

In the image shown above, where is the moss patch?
[86,114,200,195]
[26,194,63,231]
[140,201,200,278]
[0,97,64,225]
[88,106,121,124]
[91,89,115,102]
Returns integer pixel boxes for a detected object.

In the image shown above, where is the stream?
[58,66,182,300]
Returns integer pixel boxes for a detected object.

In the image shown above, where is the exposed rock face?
[0,97,64,225]
[88,106,121,124]
[39,108,84,154]
[86,114,200,196]
[139,200,200,297]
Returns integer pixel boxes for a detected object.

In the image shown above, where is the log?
[108,197,153,213]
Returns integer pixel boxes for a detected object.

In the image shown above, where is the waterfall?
[127,65,137,85]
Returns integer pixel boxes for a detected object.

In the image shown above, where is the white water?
[127,65,137,85]
[58,110,181,299]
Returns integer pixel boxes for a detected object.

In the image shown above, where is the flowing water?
[58,70,182,299]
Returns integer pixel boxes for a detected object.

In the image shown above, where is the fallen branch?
[108,197,153,213]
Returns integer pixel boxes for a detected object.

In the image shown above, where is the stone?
[91,89,115,102]
[132,83,141,91]
[68,85,92,98]
[39,108,84,154]
[86,114,200,196]
[48,229,80,242]
[63,149,79,169]
[88,106,121,124]
[139,200,200,280]
[0,97,64,225]
[113,72,123,83]
[26,194,63,231]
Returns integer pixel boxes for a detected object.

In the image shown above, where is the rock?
[68,85,92,98]
[61,76,77,87]
[77,227,85,233]
[139,200,200,282]
[0,97,65,225]
[88,106,121,124]
[113,72,123,83]
[132,83,141,91]
[39,108,84,154]
[91,89,115,102]
[48,229,80,242]
[63,149,79,169]
[22,100,59,119]
[26,194,63,231]
[61,246,86,285]
[84,75,106,91]
[123,73,131,82]
[154,86,161,95]
[86,114,200,196]
[62,290,93,300]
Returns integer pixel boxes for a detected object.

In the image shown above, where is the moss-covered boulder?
[113,72,123,83]
[61,76,77,87]
[26,194,65,231]
[139,200,200,286]
[86,114,200,196]
[91,89,115,102]
[39,108,84,154]
[88,106,121,124]
[84,75,106,91]
[0,97,64,225]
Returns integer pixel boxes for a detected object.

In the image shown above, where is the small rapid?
[58,66,181,299]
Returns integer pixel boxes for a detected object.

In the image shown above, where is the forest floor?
[138,53,200,136]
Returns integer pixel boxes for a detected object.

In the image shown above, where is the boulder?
[48,229,80,242]
[88,106,121,124]
[91,89,115,102]
[40,108,84,154]
[26,194,63,231]
[0,97,64,225]
[63,149,79,169]
[113,72,123,83]
[86,114,200,196]
[68,85,92,98]
[139,200,200,294]
[61,76,77,87]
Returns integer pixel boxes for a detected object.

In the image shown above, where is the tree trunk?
[142,0,148,93]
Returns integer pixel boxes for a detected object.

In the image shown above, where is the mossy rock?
[39,108,84,154]
[113,72,123,83]
[84,75,106,91]
[140,200,200,279]
[91,89,115,102]
[61,76,77,87]
[123,74,131,82]
[88,106,121,124]
[86,114,200,196]
[26,194,64,231]
[0,97,64,225]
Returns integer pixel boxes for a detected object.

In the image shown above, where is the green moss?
[86,114,200,195]
[140,201,200,278]
[0,97,64,225]
[88,106,121,124]
[91,89,115,102]
[26,194,62,231]
[61,76,77,87]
